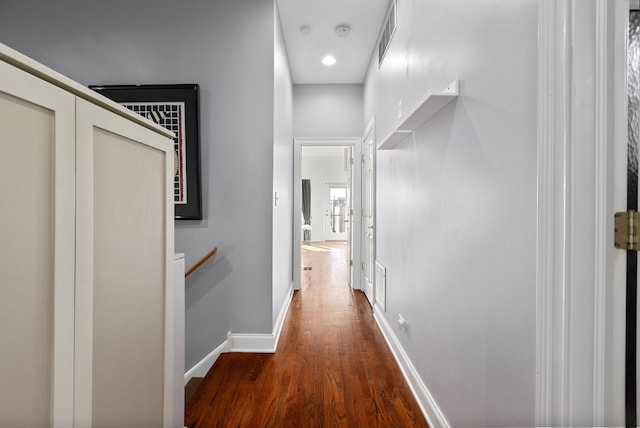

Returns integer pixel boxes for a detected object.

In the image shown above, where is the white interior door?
[361,126,375,307]
[346,147,354,288]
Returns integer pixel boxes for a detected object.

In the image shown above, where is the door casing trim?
[535,0,628,425]
[293,137,362,291]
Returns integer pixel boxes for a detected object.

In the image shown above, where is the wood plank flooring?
[185,241,429,427]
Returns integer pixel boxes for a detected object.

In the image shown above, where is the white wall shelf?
[379,130,413,149]
[377,80,459,150]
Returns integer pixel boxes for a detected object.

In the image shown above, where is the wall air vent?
[378,0,397,67]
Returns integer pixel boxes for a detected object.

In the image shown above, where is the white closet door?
[0,60,76,427]
[75,98,175,428]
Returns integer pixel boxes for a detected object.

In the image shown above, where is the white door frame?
[293,137,362,291]
[536,0,628,425]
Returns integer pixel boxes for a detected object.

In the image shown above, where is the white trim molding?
[184,284,294,384]
[373,304,450,428]
[184,341,227,385]
[536,1,571,422]
[536,0,627,425]
[228,284,293,353]
[273,283,294,349]
[592,1,610,424]
[293,137,363,292]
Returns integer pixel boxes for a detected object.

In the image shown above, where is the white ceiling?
[276,0,390,84]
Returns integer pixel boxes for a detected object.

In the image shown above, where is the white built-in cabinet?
[0,44,176,427]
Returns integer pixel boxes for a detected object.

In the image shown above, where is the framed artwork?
[90,84,202,220]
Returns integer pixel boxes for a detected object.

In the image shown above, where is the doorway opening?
[293,138,362,292]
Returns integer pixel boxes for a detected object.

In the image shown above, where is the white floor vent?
[375,261,386,311]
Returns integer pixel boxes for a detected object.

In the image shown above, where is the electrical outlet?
[397,100,403,119]
[398,314,406,332]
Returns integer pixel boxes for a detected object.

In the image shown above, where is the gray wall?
[272,6,294,324]
[294,84,363,137]
[364,0,537,426]
[0,0,286,371]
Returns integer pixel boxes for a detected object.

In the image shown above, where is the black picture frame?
[90,84,202,220]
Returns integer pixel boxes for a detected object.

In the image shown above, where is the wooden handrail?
[185,247,218,278]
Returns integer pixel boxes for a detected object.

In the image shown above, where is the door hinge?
[349,259,353,267]
[615,211,640,250]
[361,262,365,271]
[362,154,366,163]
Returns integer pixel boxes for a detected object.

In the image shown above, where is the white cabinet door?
[0,60,76,427]
[75,98,175,428]
[0,48,175,427]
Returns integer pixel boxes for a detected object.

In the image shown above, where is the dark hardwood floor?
[185,241,429,427]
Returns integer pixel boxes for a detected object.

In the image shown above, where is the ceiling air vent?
[378,0,397,67]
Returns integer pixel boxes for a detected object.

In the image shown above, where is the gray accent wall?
[294,84,363,137]
[364,0,537,426]
[0,0,292,371]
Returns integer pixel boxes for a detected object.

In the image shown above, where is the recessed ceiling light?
[322,55,336,66]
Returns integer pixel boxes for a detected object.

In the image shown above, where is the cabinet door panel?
[0,61,75,427]
[75,98,174,428]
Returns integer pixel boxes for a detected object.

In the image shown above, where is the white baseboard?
[228,283,293,352]
[373,303,451,428]
[184,340,227,385]
[184,284,294,382]
[273,283,294,349]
